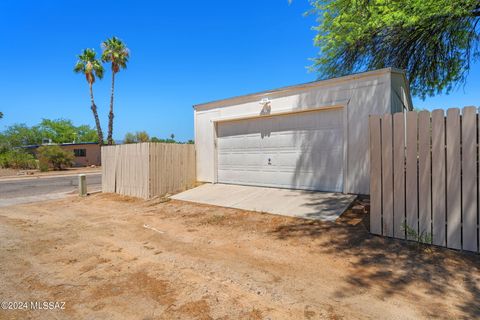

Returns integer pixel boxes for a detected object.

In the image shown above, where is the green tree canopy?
[124,132,192,144]
[124,131,150,144]
[0,124,43,147]
[151,136,176,144]
[0,119,98,148]
[124,132,136,144]
[310,0,480,98]
[136,131,150,143]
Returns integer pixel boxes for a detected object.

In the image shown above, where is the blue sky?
[1,1,479,141]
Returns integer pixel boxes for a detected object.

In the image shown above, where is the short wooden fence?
[102,143,196,199]
[370,107,479,253]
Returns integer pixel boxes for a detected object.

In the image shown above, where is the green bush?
[0,149,37,169]
[38,161,49,172]
[402,222,433,244]
[37,145,74,170]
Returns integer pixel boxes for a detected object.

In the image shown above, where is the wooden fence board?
[446,108,461,249]
[114,143,149,198]
[369,115,382,235]
[370,107,479,253]
[102,143,196,199]
[101,146,115,193]
[148,143,196,198]
[381,113,394,237]
[418,111,432,241]
[431,109,446,247]
[393,112,406,239]
[405,111,418,238]
[462,107,478,252]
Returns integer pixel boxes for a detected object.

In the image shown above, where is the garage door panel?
[218,112,342,138]
[218,152,265,167]
[219,130,342,152]
[263,131,342,151]
[217,109,344,192]
[219,144,343,168]
[219,152,343,173]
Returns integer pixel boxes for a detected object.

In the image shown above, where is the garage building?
[193,68,412,195]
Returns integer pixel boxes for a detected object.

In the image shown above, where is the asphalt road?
[0,173,102,206]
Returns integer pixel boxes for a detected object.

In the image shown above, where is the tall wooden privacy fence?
[102,143,196,199]
[370,107,479,253]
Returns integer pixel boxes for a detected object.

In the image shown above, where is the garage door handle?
[268,158,272,165]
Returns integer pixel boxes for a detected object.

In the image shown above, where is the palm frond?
[93,60,104,79]
[101,36,130,72]
[73,61,85,73]
[74,48,104,83]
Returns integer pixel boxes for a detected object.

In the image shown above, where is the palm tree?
[101,37,129,145]
[74,49,104,145]
[0,112,3,119]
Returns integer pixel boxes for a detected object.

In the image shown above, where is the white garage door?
[216,108,344,192]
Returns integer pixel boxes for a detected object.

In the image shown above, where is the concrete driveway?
[171,183,356,221]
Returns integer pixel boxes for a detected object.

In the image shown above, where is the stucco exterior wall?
[391,72,413,113]
[194,68,409,195]
[61,144,101,167]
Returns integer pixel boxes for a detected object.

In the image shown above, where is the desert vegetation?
[0,119,96,171]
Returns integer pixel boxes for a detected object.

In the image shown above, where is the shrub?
[37,145,74,170]
[402,222,433,244]
[124,131,150,144]
[38,161,49,172]
[0,149,37,169]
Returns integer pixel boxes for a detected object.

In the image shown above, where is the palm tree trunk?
[107,72,115,145]
[89,83,104,146]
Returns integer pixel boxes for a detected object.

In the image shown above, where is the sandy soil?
[0,194,478,319]
[0,168,19,177]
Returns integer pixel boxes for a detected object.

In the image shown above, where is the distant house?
[24,142,101,167]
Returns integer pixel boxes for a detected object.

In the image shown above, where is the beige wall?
[391,72,413,113]
[194,68,410,195]
[61,144,101,167]
[102,143,196,199]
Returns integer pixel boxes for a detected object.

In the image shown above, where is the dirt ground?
[0,168,19,177]
[0,194,479,319]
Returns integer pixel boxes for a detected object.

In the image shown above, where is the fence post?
[393,112,406,239]
[462,107,478,252]
[405,111,418,239]
[431,109,446,247]
[369,115,382,235]
[446,108,461,250]
[381,113,393,237]
[418,111,432,241]
[78,174,87,197]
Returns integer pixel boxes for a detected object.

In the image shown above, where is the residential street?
[0,173,101,206]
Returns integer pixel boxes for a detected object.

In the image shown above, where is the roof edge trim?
[194,68,406,110]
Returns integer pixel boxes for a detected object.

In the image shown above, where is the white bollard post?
[78,174,87,196]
